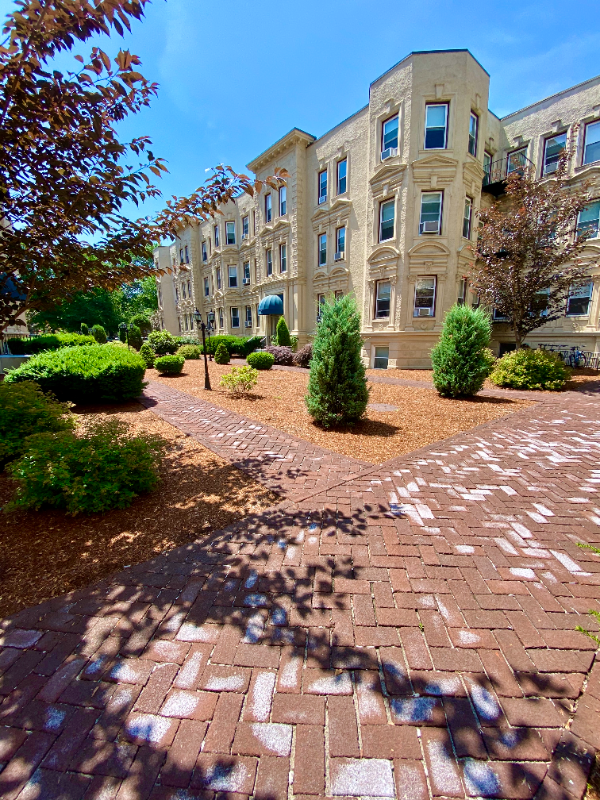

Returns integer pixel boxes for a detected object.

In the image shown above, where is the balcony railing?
[482,152,534,196]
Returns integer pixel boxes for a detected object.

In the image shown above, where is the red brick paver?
[0,388,599,798]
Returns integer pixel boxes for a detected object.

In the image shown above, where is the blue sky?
[2,0,600,223]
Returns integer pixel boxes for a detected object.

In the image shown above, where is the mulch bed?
[150,361,533,464]
[0,403,278,619]
[374,366,600,392]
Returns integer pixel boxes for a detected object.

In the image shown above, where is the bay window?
[424,103,448,149]
[226,221,235,245]
[414,277,436,317]
[379,200,395,241]
[318,170,327,204]
[243,261,251,284]
[214,225,219,247]
[265,194,272,223]
[420,192,443,234]
[375,280,391,319]
[337,159,347,194]
[462,197,473,239]
[318,233,327,266]
[216,267,222,290]
[266,249,273,276]
[381,115,399,158]
[335,227,346,259]
[242,215,249,238]
[228,265,238,288]
[280,243,287,273]
[279,186,287,216]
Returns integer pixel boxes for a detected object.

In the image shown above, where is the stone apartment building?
[153,49,600,368]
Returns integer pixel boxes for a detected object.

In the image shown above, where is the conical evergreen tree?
[275,316,292,347]
[431,304,495,397]
[306,294,369,427]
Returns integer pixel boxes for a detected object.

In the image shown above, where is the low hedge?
[155,354,185,374]
[247,351,275,370]
[489,349,569,390]
[204,335,262,358]
[7,333,96,355]
[4,344,146,403]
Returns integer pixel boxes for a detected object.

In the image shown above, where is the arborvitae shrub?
[147,330,179,355]
[306,295,369,428]
[247,351,274,370]
[154,355,185,374]
[490,349,568,390]
[90,324,107,344]
[214,342,230,364]
[139,342,155,368]
[275,317,292,348]
[80,323,89,335]
[128,324,142,351]
[119,325,127,344]
[431,305,495,398]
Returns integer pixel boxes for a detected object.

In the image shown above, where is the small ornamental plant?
[154,354,185,375]
[275,316,292,347]
[214,341,230,364]
[431,305,495,398]
[147,330,179,355]
[264,345,293,365]
[247,351,274,370]
[292,343,312,368]
[129,314,152,336]
[80,322,89,335]
[139,342,155,368]
[306,294,369,428]
[220,366,258,397]
[490,348,569,390]
[127,324,142,351]
[178,344,202,360]
[90,324,107,344]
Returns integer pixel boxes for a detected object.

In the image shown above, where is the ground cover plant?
[7,418,164,515]
[4,344,146,403]
[431,305,495,397]
[247,351,275,370]
[306,295,369,427]
[490,348,569,390]
[7,332,95,355]
[154,354,185,374]
[220,365,258,396]
[0,382,74,466]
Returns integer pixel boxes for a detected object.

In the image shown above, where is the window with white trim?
[179,248,184,264]
[425,103,448,149]
[337,159,347,194]
[231,307,240,328]
[266,249,273,276]
[218,308,224,328]
[507,147,527,174]
[335,290,344,301]
[458,278,467,305]
[462,196,473,239]
[245,305,252,328]
[567,281,593,316]
[243,261,250,284]
[543,132,567,176]
[242,216,249,238]
[318,170,327,204]
[214,225,219,247]
[379,200,395,241]
[226,221,235,245]
[279,186,287,216]
[577,201,600,239]
[583,120,600,165]
[381,115,399,158]
[414,277,436,317]
[265,194,272,223]
[375,280,391,319]
[204,277,209,297]
[317,293,326,322]
[374,346,389,370]
[228,265,238,288]
[483,151,492,182]
[468,112,478,157]
[202,241,207,262]
[318,233,327,266]
[184,245,189,264]
[216,267,222,290]
[420,192,443,234]
[335,227,345,259]
[280,243,287,273]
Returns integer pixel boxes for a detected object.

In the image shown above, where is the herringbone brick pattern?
[0,387,599,799]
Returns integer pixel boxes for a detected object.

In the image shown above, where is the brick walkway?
[1,388,599,799]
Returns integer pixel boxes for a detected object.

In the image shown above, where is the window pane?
[336,227,345,253]
[319,234,327,265]
[231,307,240,327]
[226,222,235,244]
[374,346,389,370]
[383,116,399,151]
[420,193,442,229]
[279,186,287,215]
[578,201,600,238]
[468,113,478,156]
[267,250,272,274]
[584,121,600,165]
[265,195,272,222]
[280,244,287,272]
[228,266,237,287]
[425,104,447,149]
[380,200,395,241]
[337,159,347,194]
[567,281,593,315]
[543,133,567,174]
[414,278,436,315]
[463,197,472,238]
[375,281,391,318]
[507,148,527,173]
[319,171,327,201]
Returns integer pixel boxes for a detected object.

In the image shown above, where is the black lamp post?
[206,316,214,361]
[193,308,211,391]
[119,322,130,350]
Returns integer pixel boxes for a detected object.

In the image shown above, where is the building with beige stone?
[154,49,600,368]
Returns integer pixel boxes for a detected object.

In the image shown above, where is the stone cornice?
[247,128,316,173]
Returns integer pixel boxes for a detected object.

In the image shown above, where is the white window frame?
[337,159,347,195]
[225,221,236,245]
[468,112,478,157]
[279,186,287,216]
[379,199,395,242]
[265,194,272,223]
[577,200,600,239]
[204,277,209,297]
[214,225,219,247]
[413,277,437,317]
[318,170,327,204]
[318,233,327,266]
[242,215,249,238]
[280,243,287,273]
[228,265,238,288]
[336,226,346,258]
[463,196,473,239]
[542,132,567,176]
[231,307,240,328]
[375,280,391,319]
[420,191,443,235]
[566,281,593,317]
[245,305,252,328]
[266,249,273,276]
[424,103,449,150]
[381,114,399,157]
[583,120,600,166]
[243,261,251,284]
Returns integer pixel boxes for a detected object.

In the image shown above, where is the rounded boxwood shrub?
[431,305,495,398]
[139,342,155,368]
[7,418,165,515]
[214,342,230,364]
[155,354,185,374]
[127,324,142,351]
[7,333,96,355]
[147,330,179,355]
[4,344,146,404]
[0,382,75,466]
[178,344,202,360]
[490,349,569,390]
[90,324,107,344]
[247,351,275,370]
[264,345,293,366]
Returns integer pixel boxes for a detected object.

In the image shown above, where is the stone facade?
[155,49,600,367]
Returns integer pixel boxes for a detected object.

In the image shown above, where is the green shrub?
[7,419,164,515]
[219,366,258,396]
[90,324,107,344]
[247,351,274,370]
[202,335,260,357]
[130,314,152,336]
[242,335,264,357]
[431,305,495,398]
[80,323,89,336]
[155,355,185,374]
[175,336,199,347]
[490,349,569,390]
[147,330,179,355]
[293,343,312,368]
[275,317,292,348]
[306,295,369,428]
[0,382,75,466]
[4,345,146,404]
[118,325,127,344]
[290,335,299,352]
[139,342,155,369]
[128,324,142,351]
[178,344,202,360]
[214,342,230,364]
[7,333,96,355]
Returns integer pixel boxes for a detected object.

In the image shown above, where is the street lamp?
[193,308,211,391]
[206,313,215,361]
[119,322,131,350]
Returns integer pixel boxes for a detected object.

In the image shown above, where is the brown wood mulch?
[150,361,533,465]
[0,403,278,619]
[374,366,600,392]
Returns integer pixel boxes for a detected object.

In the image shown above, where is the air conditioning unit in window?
[420,221,440,234]
[318,195,327,205]
[243,278,250,285]
[245,321,252,328]
[242,233,248,240]
[418,307,433,316]
[334,252,344,261]
[381,147,398,161]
